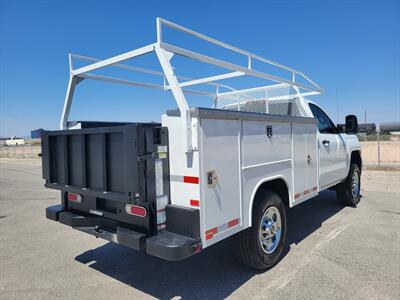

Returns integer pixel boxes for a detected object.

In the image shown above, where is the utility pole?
[336,89,339,123]
[378,128,381,167]
[365,110,367,124]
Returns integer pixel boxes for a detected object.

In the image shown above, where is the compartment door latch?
[207,170,218,188]
[266,125,273,137]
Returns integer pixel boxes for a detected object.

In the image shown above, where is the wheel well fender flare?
[248,175,291,226]
[347,150,362,174]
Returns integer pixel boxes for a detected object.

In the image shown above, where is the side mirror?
[345,115,358,134]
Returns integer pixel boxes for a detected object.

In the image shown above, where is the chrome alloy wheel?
[351,171,360,198]
[259,206,282,254]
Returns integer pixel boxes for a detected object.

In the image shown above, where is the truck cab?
[305,100,361,190]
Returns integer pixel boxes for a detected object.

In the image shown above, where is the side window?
[309,103,336,134]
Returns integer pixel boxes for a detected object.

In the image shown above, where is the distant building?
[5,138,25,146]
[31,128,45,139]
[380,122,400,134]
[358,123,376,135]
[337,123,376,135]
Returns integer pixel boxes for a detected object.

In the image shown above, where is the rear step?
[146,231,201,261]
[46,204,201,261]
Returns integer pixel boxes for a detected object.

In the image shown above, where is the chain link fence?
[359,134,400,169]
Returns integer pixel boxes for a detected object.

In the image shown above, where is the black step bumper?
[46,205,201,261]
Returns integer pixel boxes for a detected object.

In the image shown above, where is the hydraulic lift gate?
[42,123,170,233]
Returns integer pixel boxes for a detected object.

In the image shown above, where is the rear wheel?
[233,191,287,270]
[336,163,361,206]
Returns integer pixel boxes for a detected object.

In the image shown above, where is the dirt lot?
[0,158,399,299]
[0,146,41,159]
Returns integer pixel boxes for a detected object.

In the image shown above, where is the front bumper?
[46,205,202,261]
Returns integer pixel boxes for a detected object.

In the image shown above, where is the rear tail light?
[68,192,82,203]
[125,204,147,217]
[191,243,202,254]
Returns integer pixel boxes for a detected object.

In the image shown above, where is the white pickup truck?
[43,18,361,270]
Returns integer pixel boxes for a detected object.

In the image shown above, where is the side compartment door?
[292,122,318,204]
[306,125,319,194]
[200,118,241,245]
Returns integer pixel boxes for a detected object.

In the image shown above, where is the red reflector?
[190,199,200,207]
[205,233,214,240]
[68,193,82,203]
[205,227,218,236]
[183,176,199,184]
[125,204,147,217]
[228,218,239,227]
[191,243,202,253]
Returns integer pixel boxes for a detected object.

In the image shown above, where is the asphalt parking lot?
[1,158,399,299]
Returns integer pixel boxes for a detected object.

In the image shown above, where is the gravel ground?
[0,158,399,300]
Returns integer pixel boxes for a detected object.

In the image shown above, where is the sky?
[1,0,399,137]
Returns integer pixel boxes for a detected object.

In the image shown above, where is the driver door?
[309,103,346,189]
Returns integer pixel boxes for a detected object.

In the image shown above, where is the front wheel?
[336,163,361,206]
[233,191,287,270]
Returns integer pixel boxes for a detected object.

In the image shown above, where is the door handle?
[322,140,330,146]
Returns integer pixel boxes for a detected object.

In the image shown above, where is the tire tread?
[336,163,361,206]
[233,191,286,270]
